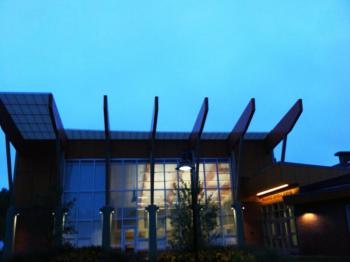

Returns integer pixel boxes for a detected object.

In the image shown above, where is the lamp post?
[176,151,200,262]
[176,97,208,262]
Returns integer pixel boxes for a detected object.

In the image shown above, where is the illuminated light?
[176,152,193,171]
[256,184,289,196]
[112,211,115,214]
[178,165,192,171]
[99,211,102,214]
[52,212,55,216]
[302,213,318,222]
[258,187,299,205]
[242,206,245,210]
[13,214,18,242]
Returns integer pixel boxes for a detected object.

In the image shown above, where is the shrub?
[157,248,256,262]
[169,178,219,250]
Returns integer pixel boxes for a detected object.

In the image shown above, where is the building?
[285,166,350,255]
[0,92,349,257]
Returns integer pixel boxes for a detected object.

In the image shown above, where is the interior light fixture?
[178,164,192,171]
[256,184,289,196]
[176,152,193,171]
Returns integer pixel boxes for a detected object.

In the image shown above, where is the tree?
[169,178,219,250]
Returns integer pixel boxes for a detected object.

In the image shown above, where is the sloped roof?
[65,129,268,140]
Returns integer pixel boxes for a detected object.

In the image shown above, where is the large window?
[63,160,105,247]
[63,158,236,249]
[261,202,298,250]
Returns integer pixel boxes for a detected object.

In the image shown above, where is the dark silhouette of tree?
[169,178,219,250]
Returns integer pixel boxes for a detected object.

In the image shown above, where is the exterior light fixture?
[176,152,193,171]
[302,212,318,222]
[256,184,289,196]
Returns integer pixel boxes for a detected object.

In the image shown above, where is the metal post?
[281,136,287,162]
[146,203,158,261]
[230,139,245,248]
[53,207,64,247]
[5,136,13,193]
[101,206,114,250]
[3,137,16,258]
[102,95,113,251]
[147,151,158,261]
[147,96,159,261]
[190,151,200,262]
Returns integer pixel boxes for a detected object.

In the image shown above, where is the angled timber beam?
[189,97,209,150]
[149,96,159,143]
[149,96,158,205]
[187,97,209,262]
[101,95,114,251]
[227,98,255,150]
[48,94,67,147]
[227,98,255,248]
[0,99,24,151]
[265,99,303,151]
[103,95,111,206]
[5,136,13,194]
[147,96,159,262]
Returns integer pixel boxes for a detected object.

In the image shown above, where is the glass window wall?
[63,158,236,249]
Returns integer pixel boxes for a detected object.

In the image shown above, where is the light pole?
[176,97,208,262]
[177,151,200,262]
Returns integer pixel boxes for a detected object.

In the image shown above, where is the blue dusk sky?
[0,1,350,189]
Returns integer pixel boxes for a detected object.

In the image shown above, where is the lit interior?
[256,184,289,197]
[63,159,236,249]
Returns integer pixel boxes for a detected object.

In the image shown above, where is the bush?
[157,248,256,262]
[8,247,279,262]
[51,247,100,262]
[7,247,146,262]
[243,247,285,262]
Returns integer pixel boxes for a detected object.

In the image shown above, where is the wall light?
[301,212,318,223]
[256,184,289,196]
